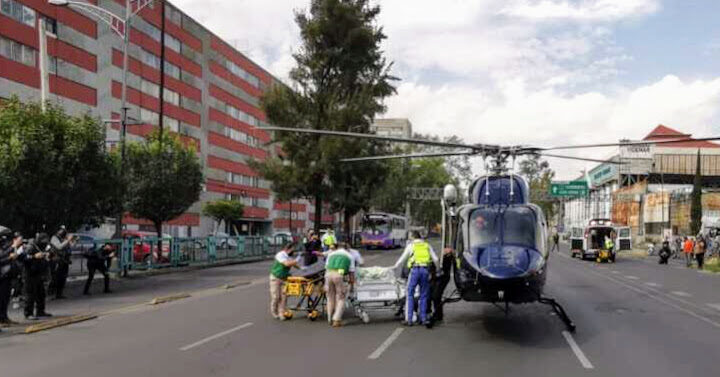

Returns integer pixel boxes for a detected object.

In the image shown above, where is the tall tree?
[124,132,203,244]
[203,200,245,234]
[690,149,703,235]
[518,154,556,221]
[256,0,396,234]
[0,98,120,235]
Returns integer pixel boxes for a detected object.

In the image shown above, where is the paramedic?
[324,243,355,327]
[269,242,300,320]
[393,231,438,328]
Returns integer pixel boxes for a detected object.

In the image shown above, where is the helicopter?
[261,126,720,332]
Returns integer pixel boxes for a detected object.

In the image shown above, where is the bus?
[359,212,408,249]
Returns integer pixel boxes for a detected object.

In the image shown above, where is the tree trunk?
[343,210,351,244]
[314,194,322,233]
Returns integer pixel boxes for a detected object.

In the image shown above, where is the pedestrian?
[303,230,322,266]
[49,226,75,299]
[683,237,694,267]
[430,247,454,325]
[658,241,671,265]
[83,243,116,295]
[269,241,300,320]
[550,232,560,252]
[19,233,52,320]
[0,227,22,327]
[694,238,706,270]
[321,230,336,252]
[348,246,364,267]
[324,242,355,327]
[393,231,438,328]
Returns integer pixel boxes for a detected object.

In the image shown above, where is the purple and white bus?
[359,212,408,249]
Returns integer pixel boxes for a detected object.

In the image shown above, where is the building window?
[140,79,160,97]
[164,61,180,79]
[163,116,179,133]
[145,24,161,42]
[1,0,35,27]
[140,108,159,125]
[163,88,179,106]
[224,126,247,143]
[165,3,182,25]
[0,36,36,67]
[224,58,260,88]
[43,16,57,35]
[165,33,180,52]
[224,102,259,127]
[141,49,160,69]
[47,55,58,74]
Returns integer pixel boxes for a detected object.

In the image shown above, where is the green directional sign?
[550,180,588,197]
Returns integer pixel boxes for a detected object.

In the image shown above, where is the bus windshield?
[362,217,391,235]
[469,207,537,249]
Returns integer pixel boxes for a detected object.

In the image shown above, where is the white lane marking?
[562,331,594,369]
[610,271,620,274]
[645,282,661,288]
[585,269,720,329]
[180,322,253,351]
[625,275,639,280]
[708,304,720,312]
[368,327,404,360]
[671,291,692,297]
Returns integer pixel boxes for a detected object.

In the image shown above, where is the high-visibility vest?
[604,238,614,250]
[407,241,431,268]
[323,234,336,246]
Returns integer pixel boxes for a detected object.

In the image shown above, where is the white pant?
[325,271,346,322]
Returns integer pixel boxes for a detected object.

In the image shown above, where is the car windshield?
[469,207,537,249]
[362,218,391,234]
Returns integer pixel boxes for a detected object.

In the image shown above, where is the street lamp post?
[49,0,156,237]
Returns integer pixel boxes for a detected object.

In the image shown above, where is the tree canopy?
[0,98,120,235]
[203,199,245,234]
[255,0,396,234]
[124,131,203,238]
[518,154,556,222]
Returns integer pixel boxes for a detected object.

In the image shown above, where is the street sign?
[550,181,588,197]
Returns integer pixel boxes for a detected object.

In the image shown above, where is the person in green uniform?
[324,243,355,327]
[269,242,299,320]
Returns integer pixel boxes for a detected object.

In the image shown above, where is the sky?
[171,0,720,180]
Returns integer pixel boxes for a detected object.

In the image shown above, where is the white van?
[571,219,631,260]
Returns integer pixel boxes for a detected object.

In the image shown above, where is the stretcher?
[282,262,326,321]
[349,266,406,323]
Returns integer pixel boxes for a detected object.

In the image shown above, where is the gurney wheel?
[283,311,293,320]
[361,312,370,324]
[308,310,320,321]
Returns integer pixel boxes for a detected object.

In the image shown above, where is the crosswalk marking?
[707,304,720,312]
[625,275,639,280]
[644,282,661,287]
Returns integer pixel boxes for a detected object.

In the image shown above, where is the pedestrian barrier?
[67,235,287,277]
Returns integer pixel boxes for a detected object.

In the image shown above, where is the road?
[0,242,718,377]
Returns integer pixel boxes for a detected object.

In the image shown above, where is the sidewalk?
[1,258,275,337]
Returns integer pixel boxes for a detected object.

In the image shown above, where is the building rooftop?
[643,124,720,148]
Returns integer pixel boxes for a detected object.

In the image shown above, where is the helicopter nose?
[475,245,544,279]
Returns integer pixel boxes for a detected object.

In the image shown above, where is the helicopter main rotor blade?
[537,152,625,165]
[260,126,492,150]
[340,151,476,162]
[537,136,720,151]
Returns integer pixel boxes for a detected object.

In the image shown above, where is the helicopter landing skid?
[538,296,576,332]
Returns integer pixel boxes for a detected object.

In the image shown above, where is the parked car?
[213,231,239,249]
[121,230,172,264]
[69,233,96,256]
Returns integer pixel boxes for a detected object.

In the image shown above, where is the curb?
[149,293,191,305]
[25,314,97,334]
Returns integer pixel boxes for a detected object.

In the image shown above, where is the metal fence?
[68,235,287,277]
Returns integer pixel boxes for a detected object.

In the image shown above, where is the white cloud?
[499,0,661,21]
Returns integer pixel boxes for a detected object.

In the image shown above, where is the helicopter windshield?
[469,207,537,249]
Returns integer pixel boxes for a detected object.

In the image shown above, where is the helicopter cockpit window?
[469,209,500,246]
[503,207,537,248]
[468,207,538,249]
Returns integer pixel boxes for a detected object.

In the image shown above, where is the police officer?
[0,227,22,327]
[49,226,74,299]
[20,233,52,320]
[394,231,438,328]
[83,243,115,295]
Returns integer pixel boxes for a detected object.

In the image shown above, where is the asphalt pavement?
[0,242,718,377]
